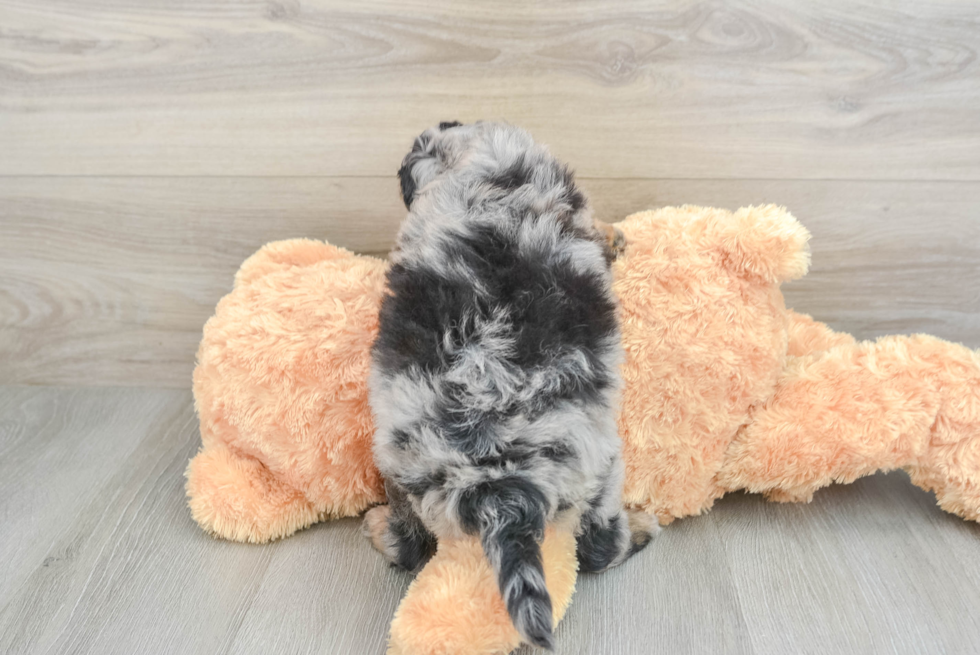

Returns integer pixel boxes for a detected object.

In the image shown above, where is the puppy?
[364,121,655,649]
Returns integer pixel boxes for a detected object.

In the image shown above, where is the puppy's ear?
[397,132,429,208]
[439,120,462,130]
[398,159,418,209]
[397,130,446,209]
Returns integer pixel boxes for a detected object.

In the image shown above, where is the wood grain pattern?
[523,473,980,655]
[0,176,402,388]
[710,474,980,655]
[2,385,980,654]
[0,386,411,655]
[1,0,978,178]
[2,177,977,387]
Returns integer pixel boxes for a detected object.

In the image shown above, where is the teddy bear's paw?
[763,487,815,504]
[184,445,321,543]
[626,508,660,555]
[362,504,397,562]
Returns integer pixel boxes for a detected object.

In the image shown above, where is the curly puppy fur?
[366,121,655,649]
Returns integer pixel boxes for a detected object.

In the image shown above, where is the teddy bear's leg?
[386,525,579,655]
[362,480,437,573]
[907,441,980,522]
[185,443,321,543]
[717,336,951,506]
[903,339,980,521]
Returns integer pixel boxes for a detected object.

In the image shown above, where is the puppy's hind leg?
[576,479,658,573]
[362,480,437,573]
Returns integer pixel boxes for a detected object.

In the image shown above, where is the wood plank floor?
[2,385,979,654]
[2,1,979,179]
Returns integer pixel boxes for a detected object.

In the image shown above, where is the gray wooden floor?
[3,0,980,653]
[2,386,980,654]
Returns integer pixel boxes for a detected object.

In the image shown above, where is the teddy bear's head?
[613,205,811,522]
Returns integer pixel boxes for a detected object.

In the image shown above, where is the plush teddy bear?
[187,205,980,654]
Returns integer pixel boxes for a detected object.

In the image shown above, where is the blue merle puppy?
[363,121,656,650]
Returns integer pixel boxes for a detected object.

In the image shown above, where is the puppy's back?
[370,122,622,649]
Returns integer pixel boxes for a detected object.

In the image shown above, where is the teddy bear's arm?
[717,334,980,521]
[386,526,578,655]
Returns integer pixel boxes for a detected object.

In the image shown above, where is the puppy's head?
[397,121,469,209]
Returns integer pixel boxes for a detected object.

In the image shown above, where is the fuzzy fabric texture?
[188,239,387,542]
[386,525,578,655]
[615,205,811,523]
[187,204,980,654]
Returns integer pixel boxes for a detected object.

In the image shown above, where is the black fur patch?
[388,512,437,571]
[385,481,437,572]
[540,441,576,464]
[397,133,435,208]
[471,451,533,470]
[439,120,462,130]
[397,163,417,208]
[560,166,586,211]
[372,263,471,373]
[576,513,624,573]
[488,154,531,192]
[391,429,412,449]
[374,223,616,382]
[453,223,617,379]
[457,476,548,535]
[399,476,434,497]
[400,467,447,497]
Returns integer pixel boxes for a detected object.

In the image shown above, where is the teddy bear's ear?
[717,205,811,284]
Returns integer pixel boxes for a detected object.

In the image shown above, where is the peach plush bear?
[187,205,980,655]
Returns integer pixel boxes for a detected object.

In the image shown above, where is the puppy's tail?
[459,477,554,650]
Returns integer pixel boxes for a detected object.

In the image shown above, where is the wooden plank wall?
[2,0,978,387]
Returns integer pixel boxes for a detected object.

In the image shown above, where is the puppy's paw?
[626,508,659,555]
[362,504,396,561]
